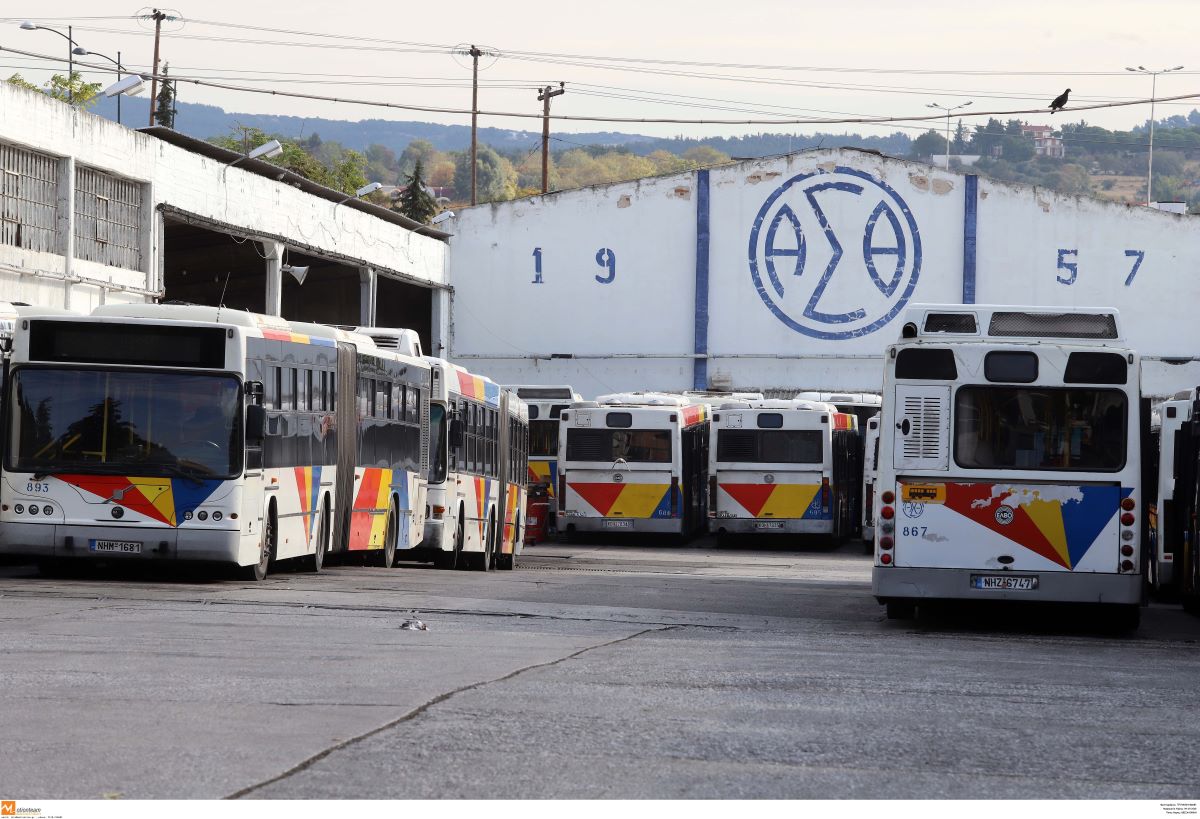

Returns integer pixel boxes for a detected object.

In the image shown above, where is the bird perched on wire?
[1049,88,1071,114]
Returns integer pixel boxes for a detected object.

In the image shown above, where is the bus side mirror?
[246,404,268,443]
[449,417,464,448]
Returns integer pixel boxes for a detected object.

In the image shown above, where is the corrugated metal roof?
[139,126,450,242]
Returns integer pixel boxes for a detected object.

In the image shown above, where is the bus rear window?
[717,430,822,464]
[953,387,1126,472]
[985,351,1038,383]
[529,420,558,457]
[896,348,957,380]
[566,429,671,463]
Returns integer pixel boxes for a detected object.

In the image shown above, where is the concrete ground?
[0,537,1197,800]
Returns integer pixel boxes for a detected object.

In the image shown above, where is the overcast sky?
[2,1,1196,142]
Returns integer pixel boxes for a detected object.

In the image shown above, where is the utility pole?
[147,8,167,126]
[538,83,565,194]
[1126,65,1185,205]
[469,44,482,206]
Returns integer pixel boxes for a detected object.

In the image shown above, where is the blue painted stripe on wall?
[963,174,978,304]
[694,169,711,390]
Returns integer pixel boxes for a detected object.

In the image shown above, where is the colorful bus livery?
[558,393,710,538]
[873,304,1145,628]
[0,306,431,580]
[505,384,581,539]
[708,399,862,540]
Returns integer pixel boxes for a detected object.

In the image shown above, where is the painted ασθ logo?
[748,166,922,340]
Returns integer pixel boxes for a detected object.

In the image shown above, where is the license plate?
[972,574,1038,591]
[603,519,633,529]
[528,517,539,526]
[89,539,142,554]
[755,521,784,530]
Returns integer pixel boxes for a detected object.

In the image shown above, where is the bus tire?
[376,503,398,569]
[470,515,495,572]
[885,600,916,620]
[496,514,517,570]
[241,507,274,582]
[303,498,330,573]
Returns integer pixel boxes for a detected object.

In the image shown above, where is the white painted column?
[261,240,284,316]
[430,287,450,357]
[359,266,377,326]
[56,156,75,308]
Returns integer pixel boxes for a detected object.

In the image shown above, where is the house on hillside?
[1021,123,1065,158]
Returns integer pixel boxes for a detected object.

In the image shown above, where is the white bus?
[708,399,861,542]
[873,305,1145,628]
[0,305,430,580]
[422,359,528,571]
[558,392,709,539]
[861,412,881,547]
[504,384,581,534]
[794,391,881,432]
[1149,390,1200,608]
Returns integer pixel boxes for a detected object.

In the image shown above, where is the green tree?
[7,71,101,108]
[396,159,438,224]
[207,126,368,195]
[910,130,948,159]
[399,139,439,178]
[154,63,176,128]
[681,145,729,166]
[452,144,516,203]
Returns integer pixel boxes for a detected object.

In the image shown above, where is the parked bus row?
[0,304,528,580]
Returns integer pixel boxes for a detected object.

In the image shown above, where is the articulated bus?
[861,413,881,547]
[1149,390,1200,611]
[505,384,581,539]
[873,305,1145,628]
[558,392,709,539]
[422,359,528,571]
[708,399,861,543]
[0,305,430,580]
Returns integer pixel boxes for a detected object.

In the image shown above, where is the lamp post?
[73,47,124,124]
[927,101,972,170]
[19,21,80,103]
[1126,65,1185,206]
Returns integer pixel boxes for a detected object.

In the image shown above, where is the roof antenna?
[216,269,232,323]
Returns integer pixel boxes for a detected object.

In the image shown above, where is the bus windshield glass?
[428,402,447,483]
[7,368,241,477]
[529,419,558,457]
[954,387,1127,472]
[717,430,822,464]
[566,428,671,463]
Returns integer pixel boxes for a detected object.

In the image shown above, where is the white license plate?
[755,521,784,530]
[972,574,1038,591]
[89,539,142,554]
[603,519,633,529]
[527,517,539,526]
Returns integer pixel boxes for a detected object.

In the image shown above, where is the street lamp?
[19,20,80,103]
[337,181,383,205]
[1126,65,1185,205]
[74,47,126,124]
[927,101,972,170]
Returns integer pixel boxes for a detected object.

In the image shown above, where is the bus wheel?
[377,504,398,569]
[885,601,916,620]
[304,500,330,573]
[241,511,273,582]
[471,516,495,572]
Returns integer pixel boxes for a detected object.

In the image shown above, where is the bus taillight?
[821,478,831,512]
[1121,497,1135,511]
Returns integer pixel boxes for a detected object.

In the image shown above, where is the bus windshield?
[717,430,822,464]
[7,368,241,477]
[566,428,671,463]
[954,387,1127,472]
[428,402,447,483]
[529,419,558,457]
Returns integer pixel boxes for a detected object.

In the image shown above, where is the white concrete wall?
[0,84,446,313]
[448,148,1200,399]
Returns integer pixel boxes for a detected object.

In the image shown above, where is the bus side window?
[297,369,309,412]
[281,368,295,411]
[266,366,280,409]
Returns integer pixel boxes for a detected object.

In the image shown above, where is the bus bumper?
[709,518,833,535]
[872,566,1142,605]
[0,522,242,563]
[563,516,682,534]
[421,517,449,551]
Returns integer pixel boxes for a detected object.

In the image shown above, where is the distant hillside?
[90,97,912,158]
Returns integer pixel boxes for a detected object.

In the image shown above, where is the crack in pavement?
[224,624,677,799]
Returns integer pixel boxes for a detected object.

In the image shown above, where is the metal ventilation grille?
[903,395,945,460]
[924,313,977,334]
[369,335,401,349]
[989,311,1118,339]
